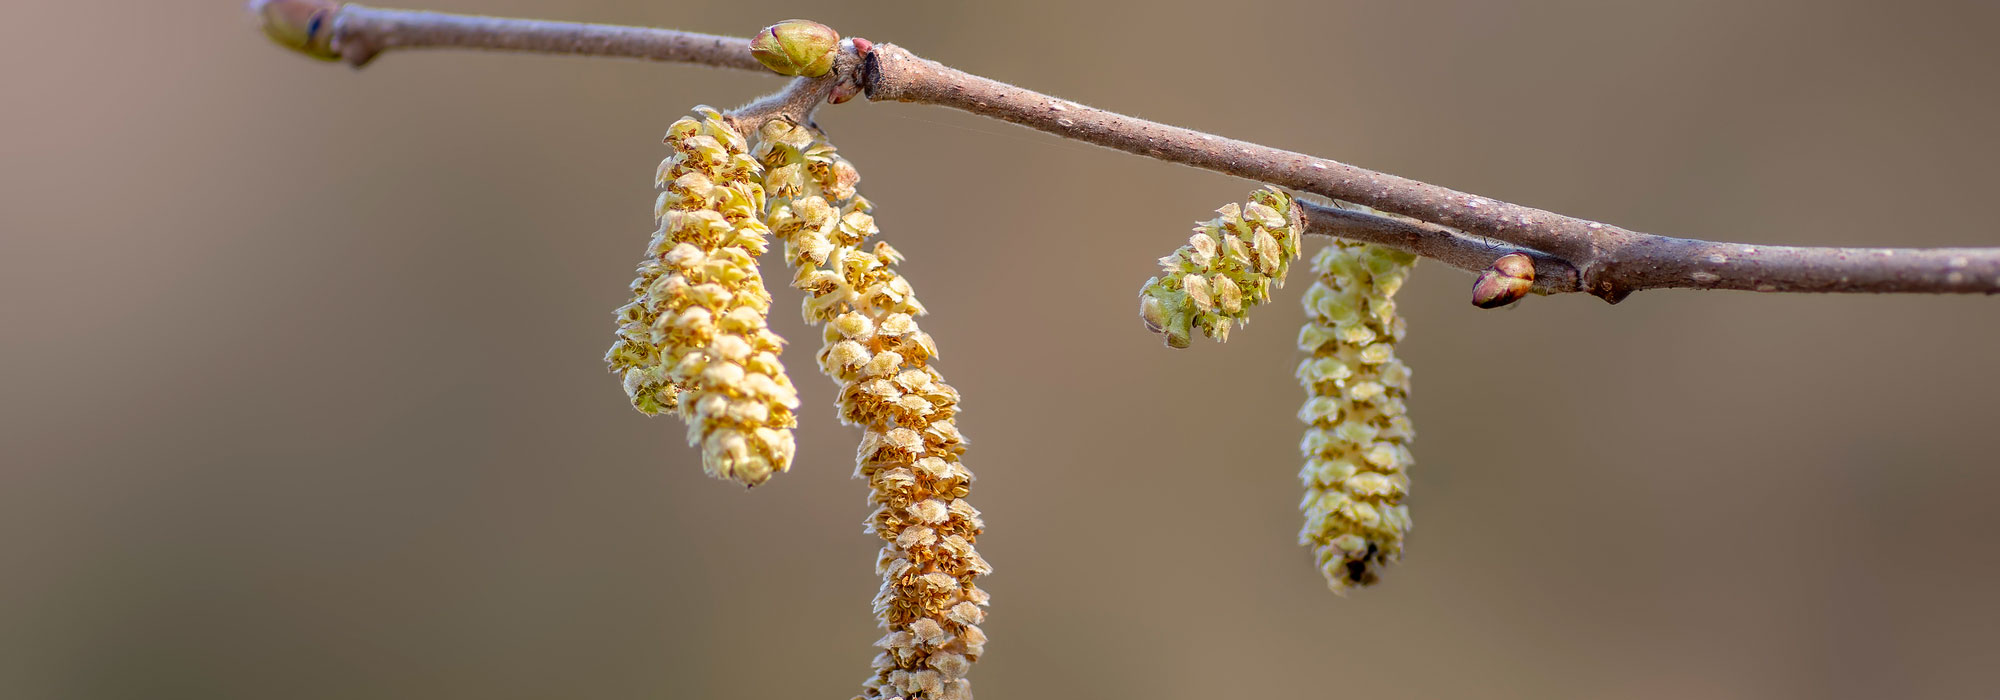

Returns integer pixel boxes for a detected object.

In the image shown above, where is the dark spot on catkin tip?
[1342,541,1382,583]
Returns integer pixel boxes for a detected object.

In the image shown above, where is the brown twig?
[1298,201,1579,295]
[298,2,763,70]
[253,1,2000,303]
[1296,201,2000,297]
[723,75,834,132]
[863,45,2000,301]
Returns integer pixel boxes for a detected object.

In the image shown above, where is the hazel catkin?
[752,118,990,700]
[605,106,799,487]
[1296,240,1418,592]
[1139,187,1304,347]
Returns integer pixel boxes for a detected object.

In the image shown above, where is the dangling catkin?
[1296,240,1417,592]
[605,106,800,487]
[1138,187,1304,347]
[753,118,991,700]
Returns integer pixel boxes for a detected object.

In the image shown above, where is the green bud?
[252,0,342,62]
[750,19,840,77]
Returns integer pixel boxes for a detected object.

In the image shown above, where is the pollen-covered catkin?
[1138,187,1304,347]
[604,106,799,487]
[1296,240,1418,592]
[753,118,990,700]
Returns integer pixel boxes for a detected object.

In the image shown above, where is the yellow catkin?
[1296,240,1417,592]
[605,106,800,487]
[1138,187,1304,347]
[753,118,990,700]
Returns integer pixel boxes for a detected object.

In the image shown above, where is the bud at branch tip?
[250,0,344,62]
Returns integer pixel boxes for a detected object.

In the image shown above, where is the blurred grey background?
[5,1,2000,698]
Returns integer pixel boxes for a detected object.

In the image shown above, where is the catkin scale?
[605,106,800,487]
[1297,240,1418,591]
[753,118,989,700]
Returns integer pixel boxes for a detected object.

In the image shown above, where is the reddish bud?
[1470,252,1536,309]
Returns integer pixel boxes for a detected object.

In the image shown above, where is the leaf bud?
[750,19,840,77]
[1471,252,1536,309]
[252,0,342,61]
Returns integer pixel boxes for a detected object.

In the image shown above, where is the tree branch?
[863,45,2000,301]
[1296,201,2000,297]
[270,0,763,70]
[253,1,2000,303]
[1298,201,1579,295]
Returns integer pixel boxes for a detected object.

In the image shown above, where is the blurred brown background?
[5,1,2000,698]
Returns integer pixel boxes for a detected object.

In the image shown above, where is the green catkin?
[752,119,990,700]
[1296,240,1418,592]
[605,106,800,487]
[1138,187,1304,347]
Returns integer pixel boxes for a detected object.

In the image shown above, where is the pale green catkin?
[1139,187,1304,347]
[605,106,799,487]
[753,119,990,700]
[1296,240,1418,592]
